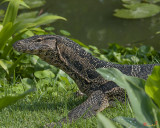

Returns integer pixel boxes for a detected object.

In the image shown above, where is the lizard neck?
[46,38,108,94]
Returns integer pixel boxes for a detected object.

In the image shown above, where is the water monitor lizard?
[13,35,157,127]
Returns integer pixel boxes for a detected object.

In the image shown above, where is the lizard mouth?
[12,42,20,51]
[12,41,25,52]
[13,40,40,54]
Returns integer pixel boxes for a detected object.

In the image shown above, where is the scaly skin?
[13,35,157,127]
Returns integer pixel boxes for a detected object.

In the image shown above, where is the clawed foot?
[44,122,58,128]
[44,91,105,127]
[74,90,86,97]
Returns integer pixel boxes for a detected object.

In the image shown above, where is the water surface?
[44,0,160,50]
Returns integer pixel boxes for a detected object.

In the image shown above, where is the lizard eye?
[36,38,42,42]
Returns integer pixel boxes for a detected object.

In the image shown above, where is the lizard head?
[13,35,58,55]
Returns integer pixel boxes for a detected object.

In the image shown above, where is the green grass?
[0,81,133,128]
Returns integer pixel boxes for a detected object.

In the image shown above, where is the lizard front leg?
[44,90,109,128]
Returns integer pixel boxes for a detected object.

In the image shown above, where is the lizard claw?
[44,122,56,128]
[74,90,86,97]
[44,122,62,128]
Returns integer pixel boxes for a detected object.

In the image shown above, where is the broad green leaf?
[0,24,3,32]
[113,52,122,63]
[70,38,89,48]
[114,117,146,128]
[30,27,45,33]
[97,68,160,125]
[14,14,66,33]
[20,0,45,9]
[0,88,36,110]
[57,81,67,92]
[34,70,55,79]
[23,30,34,37]
[60,30,71,36]
[122,0,160,4]
[97,113,117,128]
[89,45,101,54]
[0,59,12,71]
[44,27,55,31]
[32,13,67,25]
[145,0,160,3]
[16,11,38,21]
[0,59,11,74]
[114,3,160,19]
[9,54,26,74]
[145,66,160,108]
[19,0,30,9]
[20,78,36,92]
[36,78,51,87]
[21,78,36,89]
[30,55,39,65]
[131,56,139,63]
[122,0,141,4]
[3,0,20,26]
[0,22,21,53]
[57,70,74,84]
[138,45,154,56]
[0,0,29,8]
[32,58,51,69]
[99,54,109,62]
[0,22,14,50]
[1,31,26,58]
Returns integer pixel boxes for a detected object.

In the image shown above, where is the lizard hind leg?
[105,87,127,107]
[44,90,110,128]
[60,90,109,122]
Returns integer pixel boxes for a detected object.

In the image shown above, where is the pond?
[43,0,160,50]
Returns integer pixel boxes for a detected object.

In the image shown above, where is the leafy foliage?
[0,0,66,79]
[34,70,55,79]
[97,113,117,128]
[0,0,66,109]
[114,0,160,19]
[0,88,35,110]
[22,0,46,9]
[114,3,160,19]
[79,42,159,64]
[97,66,160,128]
[60,30,71,36]
[145,66,160,108]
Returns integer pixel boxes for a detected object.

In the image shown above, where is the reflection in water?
[44,0,160,50]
